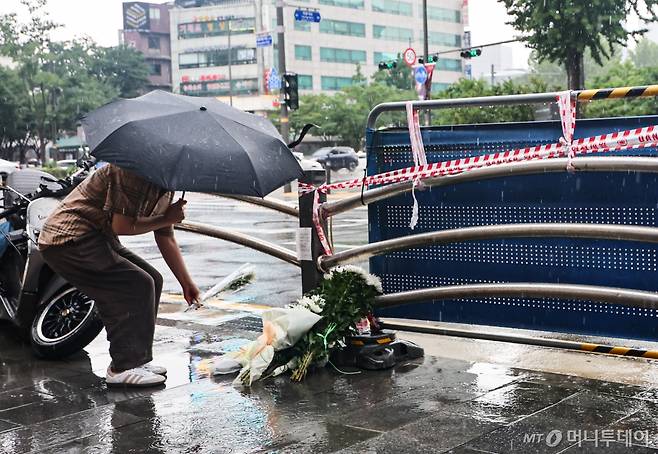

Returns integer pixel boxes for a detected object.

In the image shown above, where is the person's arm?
[155,232,200,305]
[112,199,186,236]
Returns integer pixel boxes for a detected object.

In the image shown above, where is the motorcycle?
[0,163,103,358]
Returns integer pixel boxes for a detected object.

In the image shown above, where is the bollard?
[298,169,327,293]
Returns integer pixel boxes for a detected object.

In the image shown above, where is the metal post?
[276,0,289,143]
[490,64,495,86]
[422,0,430,125]
[228,20,233,106]
[255,0,265,95]
[298,170,327,293]
[277,0,292,192]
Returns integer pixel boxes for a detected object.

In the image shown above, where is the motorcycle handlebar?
[0,206,21,221]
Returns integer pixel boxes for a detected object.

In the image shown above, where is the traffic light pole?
[276,0,289,144]
[277,0,292,193]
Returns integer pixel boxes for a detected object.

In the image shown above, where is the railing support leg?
[298,170,327,293]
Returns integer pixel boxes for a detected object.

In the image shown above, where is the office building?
[121,2,174,91]
[169,0,465,108]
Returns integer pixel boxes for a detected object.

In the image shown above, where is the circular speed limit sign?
[403,47,417,66]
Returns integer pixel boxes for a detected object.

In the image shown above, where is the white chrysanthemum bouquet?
[214,266,382,385]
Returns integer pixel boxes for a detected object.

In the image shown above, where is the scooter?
[0,163,103,358]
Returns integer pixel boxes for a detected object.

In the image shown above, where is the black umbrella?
[81,90,304,197]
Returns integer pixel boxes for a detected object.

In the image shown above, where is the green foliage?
[630,38,658,68]
[290,267,381,381]
[432,77,549,125]
[500,0,658,89]
[0,0,149,162]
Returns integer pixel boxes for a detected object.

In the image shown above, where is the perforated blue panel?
[367,116,658,340]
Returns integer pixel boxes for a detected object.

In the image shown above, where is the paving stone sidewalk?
[1,320,657,453]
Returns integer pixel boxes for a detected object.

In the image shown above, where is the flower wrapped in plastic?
[213,306,321,385]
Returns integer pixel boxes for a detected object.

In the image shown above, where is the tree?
[0,66,31,160]
[91,45,149,98]
[630,37,658,68]
[433,77,548,125]
[371,57,413,90]
[0,0,149,162]
[500,0,658,90]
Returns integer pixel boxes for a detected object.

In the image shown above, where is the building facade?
[121,2,174,91]
[169,0,465,107]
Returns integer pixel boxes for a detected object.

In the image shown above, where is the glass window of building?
[319,0,364,9]
[298,75,313,89]
[432,82,451,93]
[149,7,160,20]
[429,32,461,47]
[148,36,160,50]
[181,78,259,96]
[320,47,366,64]
[373,51,398,64]
[373,25,412,42]
[149,63,162,76]
[295,45,312,61]
[294,20,311,31]
[320,19,365,37]
[178,17,255,39]
[427,6,461,23]
[436,58,461,72]
[179,47,257,69]
[321,76,353,90]
[372,0,412,16]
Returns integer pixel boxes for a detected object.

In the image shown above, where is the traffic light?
[460,49,482,59]
[426,54,439,63]
[378,60,397,70]
[283,73,299,110]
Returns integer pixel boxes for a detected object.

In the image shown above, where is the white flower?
[296,295,326,314]
[324,265,383,293]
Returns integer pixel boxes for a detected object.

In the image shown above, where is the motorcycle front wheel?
[30,285,103,359]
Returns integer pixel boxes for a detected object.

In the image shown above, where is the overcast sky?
[0,0,532,67]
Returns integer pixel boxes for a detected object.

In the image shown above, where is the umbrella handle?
[181,191,186,200]
[287,123,319,149]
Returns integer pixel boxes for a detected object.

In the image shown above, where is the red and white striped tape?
[298,124,658,195]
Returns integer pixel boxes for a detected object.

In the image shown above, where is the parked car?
[293,152,323,171]
[0,159,20,183]
[313,147,359,171]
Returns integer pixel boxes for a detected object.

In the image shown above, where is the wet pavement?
[3,181,658,452]
[3,318,658,453]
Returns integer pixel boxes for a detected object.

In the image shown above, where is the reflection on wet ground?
[2,320,658,453]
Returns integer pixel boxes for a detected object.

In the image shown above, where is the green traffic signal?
[460,49,482,59]
[378,60,397,70]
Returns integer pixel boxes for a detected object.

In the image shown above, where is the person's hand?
[182,280,200,307]
[164,199,186,225]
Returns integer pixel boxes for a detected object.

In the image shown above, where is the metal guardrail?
[367,84,658,129]
[209,193,298,218]
[174,220,300,267]
[374,283,658,310]
[321,157,658,218]
[319,223,658,271]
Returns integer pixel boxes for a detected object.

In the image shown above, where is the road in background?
[121,165,370,308]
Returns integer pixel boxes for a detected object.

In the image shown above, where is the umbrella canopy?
[82,90,303,197]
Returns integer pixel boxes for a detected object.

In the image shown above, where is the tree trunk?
[566,52,585,90]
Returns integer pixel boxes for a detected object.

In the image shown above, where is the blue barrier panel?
[367,116,658,340]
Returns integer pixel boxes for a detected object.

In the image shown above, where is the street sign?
[256,33,272,48]
[267,68,281,91]
[294,9,321,22]
[403,47,416,66]
[414,65,428,84]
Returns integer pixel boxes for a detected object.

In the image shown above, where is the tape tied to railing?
[406,102,427,230]
[557,91,577,172]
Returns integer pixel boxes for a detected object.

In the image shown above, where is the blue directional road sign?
[256,34,272,48]
[268,68,281,91]
[294,9,321,22]
[414,65,428,84]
